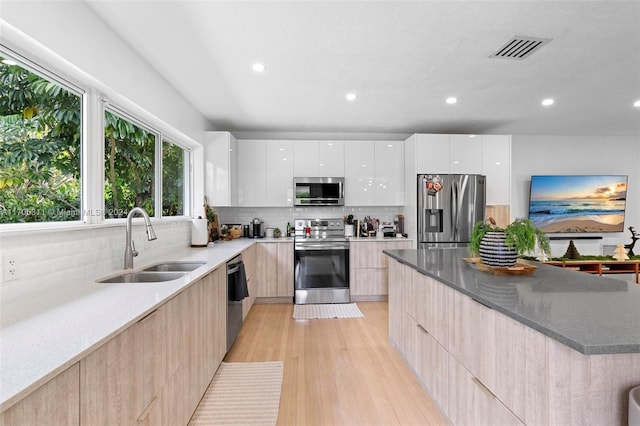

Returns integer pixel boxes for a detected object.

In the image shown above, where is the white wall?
[0,1,210,146]
[511,135,640,251]
[0,2,211,290]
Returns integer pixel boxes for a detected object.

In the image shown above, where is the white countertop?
[0,239,255,411]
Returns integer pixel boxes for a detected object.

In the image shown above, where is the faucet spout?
[124,207,157,270]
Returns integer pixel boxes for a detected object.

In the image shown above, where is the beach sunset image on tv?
[528,175,628,233]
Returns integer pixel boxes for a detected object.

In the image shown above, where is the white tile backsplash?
[215,206,406,230]
[0,220,191,299]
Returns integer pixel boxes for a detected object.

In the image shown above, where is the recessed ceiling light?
[387,144,394,147]
[1,59,17,66]
[634,100,640,108]
[446,97,457,104]
[541,98,554,106]
[346,93,357,101]
[468,134,476,138]
[252,63,266,73]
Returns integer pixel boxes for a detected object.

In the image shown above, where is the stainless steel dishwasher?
[226,254,247,351]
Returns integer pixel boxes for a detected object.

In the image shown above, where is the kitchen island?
[384,248,640,426]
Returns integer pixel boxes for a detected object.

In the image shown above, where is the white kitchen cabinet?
[293,141,319,176]
[318,140,345,176]
[345,140,375,205]
[449,134,482,174]
[1,364,80,426]
[204,131,237,206]
[374,140,404,205]
[294,140,345,177]
[481,135,511,206]
[265,140,294,206]
[237,139,267,206]
[415,134,450,174]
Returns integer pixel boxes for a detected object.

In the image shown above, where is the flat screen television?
[528,175,628,233]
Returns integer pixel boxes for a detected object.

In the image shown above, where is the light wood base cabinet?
[388,258,640,426]
[256,242,293,298]
[79,265,227,426]
[242,244,257,318]
[80,306,167,425]
[0,364,79,426]
[351,240,411,298]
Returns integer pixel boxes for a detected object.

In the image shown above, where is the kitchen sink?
[142,261,207,272]
[96,271,187,283]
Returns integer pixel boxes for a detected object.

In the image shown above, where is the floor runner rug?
[189,361,283,425]
[293,303,364,319]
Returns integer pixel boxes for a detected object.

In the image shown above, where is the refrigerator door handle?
[451,181,459,240]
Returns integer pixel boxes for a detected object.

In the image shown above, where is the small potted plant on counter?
[469,217,551,267]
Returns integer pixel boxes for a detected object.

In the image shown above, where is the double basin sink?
[97,261,206,283]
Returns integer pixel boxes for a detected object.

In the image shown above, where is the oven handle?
[295,244,349,251]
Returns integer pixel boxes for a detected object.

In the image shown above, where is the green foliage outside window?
[0,55,188,223]
[0,56,81,223]
[103,110,156,218]
[162,141,184,216]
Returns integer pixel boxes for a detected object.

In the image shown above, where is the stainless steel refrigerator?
[418,174,486,248]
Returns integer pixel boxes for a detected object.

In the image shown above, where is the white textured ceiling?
[86,0,640,137]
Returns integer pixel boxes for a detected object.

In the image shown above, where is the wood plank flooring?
[224,302,449,426]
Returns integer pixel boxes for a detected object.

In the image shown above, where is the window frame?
[0,44,193,230]
[0,46,85,225]
[102,103,192,221]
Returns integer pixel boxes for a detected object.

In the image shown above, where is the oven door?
[294,242,350,304]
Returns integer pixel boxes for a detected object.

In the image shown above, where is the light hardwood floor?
[224,302,449,426]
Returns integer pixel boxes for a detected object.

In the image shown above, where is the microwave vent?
[489,36,552,60]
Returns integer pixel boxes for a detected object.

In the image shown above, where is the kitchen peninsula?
[385,248,640,425]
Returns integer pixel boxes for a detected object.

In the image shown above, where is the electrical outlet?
[3,255,18,282]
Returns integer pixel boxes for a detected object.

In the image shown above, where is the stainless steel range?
[294,218,350,304]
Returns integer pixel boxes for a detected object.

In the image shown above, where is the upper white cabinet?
[345,141,375,205]
[415,134,450,174]
[318,141,345,176]
[293,140,344,177]
[374,140,404,205]
[415,134,484,174]
[237,139,267,206]
[204,131,237,206]
[265,140,294,206]
[345,140,404,206]
[481,135,511,206]
[449,134,482,174]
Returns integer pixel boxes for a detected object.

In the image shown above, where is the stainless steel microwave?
[294,177,345,206]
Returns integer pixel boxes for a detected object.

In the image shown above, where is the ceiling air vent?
[489,36,552,60]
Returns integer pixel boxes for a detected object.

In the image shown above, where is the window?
[103,109,156,218]
[0,54,82,223]
[162,139,187,216]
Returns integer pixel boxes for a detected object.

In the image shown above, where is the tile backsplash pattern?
[0,220,190,300]
[216,206,406,232]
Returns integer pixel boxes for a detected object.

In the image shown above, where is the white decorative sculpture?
[613,243,630,261]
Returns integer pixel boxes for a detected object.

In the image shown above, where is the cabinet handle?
[137,396,158,422]
[416,323,429,335]
[472,377,496,399]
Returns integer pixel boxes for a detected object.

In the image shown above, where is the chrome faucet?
[124,207,157,269]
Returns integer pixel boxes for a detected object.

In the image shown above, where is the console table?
[545,259,640,283]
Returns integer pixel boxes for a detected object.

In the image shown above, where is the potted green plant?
[469,217,551,267]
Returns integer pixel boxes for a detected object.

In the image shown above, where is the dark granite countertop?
[384,248,640,355]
